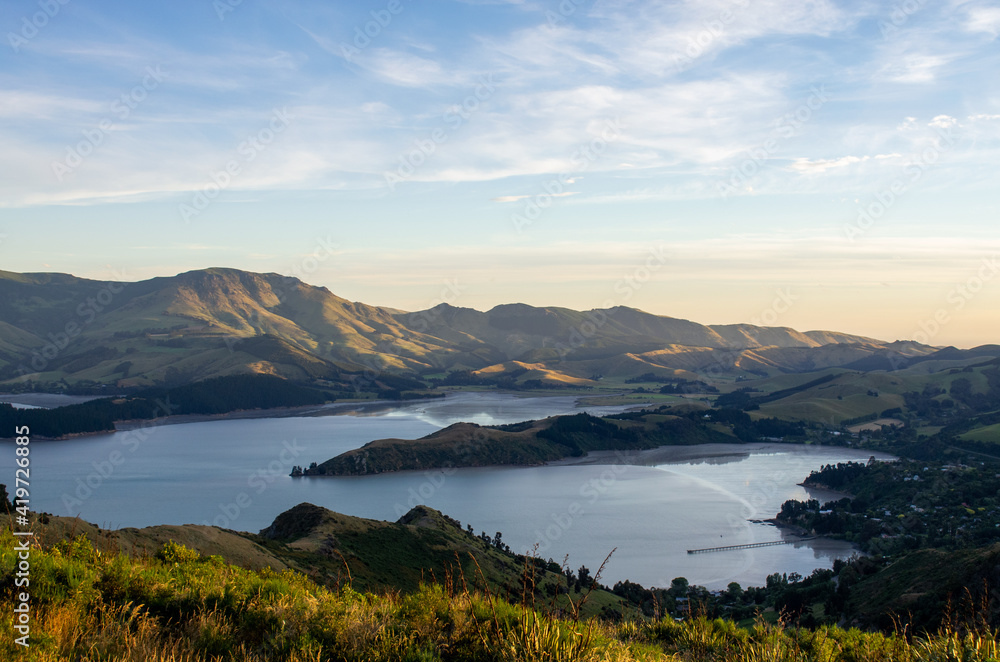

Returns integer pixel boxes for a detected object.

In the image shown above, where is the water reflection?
[17,392,888,590]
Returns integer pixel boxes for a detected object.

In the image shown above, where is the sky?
[1,0,999,347]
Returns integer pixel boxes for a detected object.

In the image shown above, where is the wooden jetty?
[687,538,815,554]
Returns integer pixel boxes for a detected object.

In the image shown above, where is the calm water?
[7,392,889,589]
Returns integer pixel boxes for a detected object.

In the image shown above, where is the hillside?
[0,267,939,391]
[0,373,335,438]
[5,502,629,618]
[300,409,802,476]
[0,268,471,389]
[4,509,1000,661]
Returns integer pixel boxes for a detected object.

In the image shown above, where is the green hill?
[4,509,999,661]
[7,503,629,617]
[0,267,943,391]
[302,411,737,476]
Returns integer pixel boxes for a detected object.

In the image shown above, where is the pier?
[686,538,814,554]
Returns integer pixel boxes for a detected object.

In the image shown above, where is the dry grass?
[3,527,999,662]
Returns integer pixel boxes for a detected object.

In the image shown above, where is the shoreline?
[308,441,896,479]
[0,398,425,441]
[1,390,648,441]
[550,442,845,467]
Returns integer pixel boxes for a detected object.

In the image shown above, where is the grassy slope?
[256,504,631,619]
[3,521,999,661]
[0,268,465,387]
[308,413,735,476]
[848,544,1000,631]
[310,420,571,475]
[961,423,1000,444]
[0,268,946,390]
[6,503,629,620]
[742,359,999,425]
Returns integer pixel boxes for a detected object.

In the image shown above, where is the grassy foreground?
[4,529,1000,661]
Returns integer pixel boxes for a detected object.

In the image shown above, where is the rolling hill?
[0,267,942,391]
[8,502,629,617]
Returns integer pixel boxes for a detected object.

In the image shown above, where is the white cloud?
[491,192,576,202]
[788,153,905,173]
[929,114,959,128]
[0,91,106,121]
[359,49,453,87]
[361,102,391,114]
[965,6,1000,37]
[877,53,952,83]
[791,155,867,173]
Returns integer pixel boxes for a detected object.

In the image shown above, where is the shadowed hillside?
[0,268,939,391]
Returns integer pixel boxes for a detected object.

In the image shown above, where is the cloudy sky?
[2,0,998,346]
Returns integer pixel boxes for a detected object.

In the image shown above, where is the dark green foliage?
[716,374,838,411]
[776,458,1000,611]
[0,400,119,437]
[694,409,805,441]
[715,389,758,410]
[537,413,640,455]
[0,374,332,438]
[309,410,748,476]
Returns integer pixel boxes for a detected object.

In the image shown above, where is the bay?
[11,392,889,590]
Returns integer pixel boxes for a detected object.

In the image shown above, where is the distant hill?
[10,502,629,618]
[0,267,943,390]
[302,410,742,476]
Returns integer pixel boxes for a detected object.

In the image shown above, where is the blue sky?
[1,0,999,347]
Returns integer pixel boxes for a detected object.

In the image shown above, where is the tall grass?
[3,528,999,661]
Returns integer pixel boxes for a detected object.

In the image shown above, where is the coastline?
[0,398,415,441]
[0,390,627,440]
[550,442,828,467]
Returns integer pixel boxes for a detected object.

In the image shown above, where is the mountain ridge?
[0,267,937,389]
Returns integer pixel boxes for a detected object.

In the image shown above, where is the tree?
[670,577,689,596]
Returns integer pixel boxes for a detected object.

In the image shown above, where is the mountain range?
[0,267,942,390]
